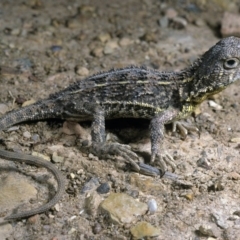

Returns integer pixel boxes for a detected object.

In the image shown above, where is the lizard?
[1,36,240,220]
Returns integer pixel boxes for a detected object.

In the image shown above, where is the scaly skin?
[1,36,240,220]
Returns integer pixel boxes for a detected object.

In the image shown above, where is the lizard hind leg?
[90,106,141,172]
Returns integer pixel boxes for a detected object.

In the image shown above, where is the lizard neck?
[177,58,226,105]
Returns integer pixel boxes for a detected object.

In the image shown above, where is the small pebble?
[230,137,240,143]
[81,177,99,193]
[158,17,169,28]
[27,215,39,224]
[70,173,75,179]
[23,131,31,139]
[165,8,178,19]
[170,17,187,29]
[0,103,9,114]
[31,134,40,142]
[130,221,161,239]
[22,99,36,107]
[68,228,76,234]
[233,210,240,217]
[11,28,20,35]
[208,100,223,110]
[96,182,110,194]
[119,37,133,47]
[32,151,51,161]
[91,47,103,57]
[198,223,221,238]
[52,152,64,163]
[54,203,60,212]
[140,32,157,43]
[103,40,119,55]
[97,33,111,43]
[92,223,102,234]
[6,126,19,132]
[148,199,157,214]
[75,66,89,76]
[50,45,62,52]
[194,18,205,27]
[221,12,240,37]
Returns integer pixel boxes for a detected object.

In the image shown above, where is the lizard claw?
[92,143,140,172]
[151,151,176,173]
[172,120,199,139]
[138,162,163,177]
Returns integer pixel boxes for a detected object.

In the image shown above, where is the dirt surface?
[0,0,240,239]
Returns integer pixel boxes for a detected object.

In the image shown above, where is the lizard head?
[190,36,240,103]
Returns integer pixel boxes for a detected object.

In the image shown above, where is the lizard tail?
[0,100,65,220]
[1,149,65,220]
[0,100,60,131]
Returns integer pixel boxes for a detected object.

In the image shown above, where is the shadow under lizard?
[1,36,240,220]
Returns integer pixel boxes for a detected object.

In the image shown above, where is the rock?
[194,18,205,27]
[221,12,240,37]
[103,40,119,55]
[92,222,102,234]
[140,32,157,43]
[0,175,37,215]
[208,100,223,110]
[170,17,187,29]
[70,173,75,179]
[91,46,103,57]
[32,151,51,161]
[81,177,99,194]
[97,33,111,43]
[61,121,90,141]
[85,191,102,216]
[96,182,111,194]
[23,131,31,139]
[158,17,169,28]
[230,138,240,143]
[0,103,9,115]
[100,193,148,225]
[50,45,62,52]
[198,223,221,238]
[11,28,20,36]
[130,221,161,239]
[0,223,13,239]
[165,8,178,19]
[147,199,157,214]
[119,37,133,47]
[75,66,89,77]
[31,134,40,142]
[52,152,64,163]
[129,173,164,194]
[186,193,194,201]
[66,19,81,29]
[228,172,240,180]
[22,99,36,107]
[211,212,228,229]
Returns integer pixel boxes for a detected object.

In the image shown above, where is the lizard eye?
[224,58,239,69]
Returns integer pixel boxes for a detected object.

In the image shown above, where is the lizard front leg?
[149,108,180,174]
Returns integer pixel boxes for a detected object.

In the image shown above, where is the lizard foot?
[172,120,199,139]
[91,143,140,172]
[151,151,176,173]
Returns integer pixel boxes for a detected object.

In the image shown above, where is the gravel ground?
[0,1,240,239]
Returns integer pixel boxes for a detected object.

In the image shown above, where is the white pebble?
[148,199,157,214]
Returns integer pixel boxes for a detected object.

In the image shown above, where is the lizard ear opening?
[224,58,239,69]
